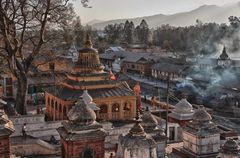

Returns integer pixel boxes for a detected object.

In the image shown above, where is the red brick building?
[122,57,154,76]
[57,97,107,158]
[0,110,15,158]
[100,51,159,77]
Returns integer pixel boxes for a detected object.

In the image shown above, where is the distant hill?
[85,19,104,26]
[89,2,240,30]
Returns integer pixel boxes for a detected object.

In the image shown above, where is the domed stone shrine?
[45,35,136,121]
[169,98,194,126]
[116,112,158,158]
[218,139,240,158]
[57,93,107,158]
[141,107,167,158]
[174,105,221,158]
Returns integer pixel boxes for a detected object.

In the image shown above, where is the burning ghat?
[175,46,240,117]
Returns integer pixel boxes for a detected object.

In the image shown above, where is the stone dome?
[120,119,156,148]
[82,90,93,104]
[192,105,212,122]
[129,122,146,136]
[119,132,156,149]
[175,98,193,114]
[141,107,158,128]
[67,98,96,126]
[77,34,101,67]
[222,139,239,151]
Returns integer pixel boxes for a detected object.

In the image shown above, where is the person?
[40,107,43,114]
[37,107,40,114]
[114,143,118,153]
[151,96,156,108]
[22,123,27,138]
[109,153,113,158]
[50,135,58,145]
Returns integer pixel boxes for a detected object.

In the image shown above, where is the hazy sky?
[73,0,240,24]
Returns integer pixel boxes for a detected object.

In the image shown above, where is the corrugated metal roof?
[151,63,187,73]
[46,82,135,101]
[100,51,160,63]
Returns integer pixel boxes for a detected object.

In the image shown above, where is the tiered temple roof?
[219,46,230,60]
[46,35,135,101]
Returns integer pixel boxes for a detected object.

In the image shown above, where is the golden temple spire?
[85,34,93,48]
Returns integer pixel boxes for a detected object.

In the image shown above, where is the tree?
[73,16,85,47]
[104,23,123,44]
[0,0,86,114]
[123,20,135,44]
[228,16,240,29]
[135,19,150,44]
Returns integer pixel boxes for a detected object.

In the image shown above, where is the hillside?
[89,2,240,29]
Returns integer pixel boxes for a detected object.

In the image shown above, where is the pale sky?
[73,0,240,24]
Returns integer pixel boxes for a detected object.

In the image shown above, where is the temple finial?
[85,34,92,48]
[136,108,140,121]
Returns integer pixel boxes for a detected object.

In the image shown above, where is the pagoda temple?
[217,46,231,67]
[45,35,136,121]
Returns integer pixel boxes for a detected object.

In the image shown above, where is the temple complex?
[45,35,136,121]
[57,93,107,158]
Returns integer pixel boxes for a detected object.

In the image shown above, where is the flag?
[137,95,141,110]
[109,69,116,80]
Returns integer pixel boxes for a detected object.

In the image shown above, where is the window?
[59,104,62,112]
[47,98,50,105]
[5,78,12,85]
[112,103,120,112]
[51,100,54,108]
[63,106,67,116]
[49,62,55,70]
[55,101,58,110]
[99,104,108,113]
[124,102,131,111]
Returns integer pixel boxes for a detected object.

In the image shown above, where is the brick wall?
[62,138,105,158]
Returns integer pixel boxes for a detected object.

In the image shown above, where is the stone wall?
[10,115,62,141]
[183,132,220,155]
